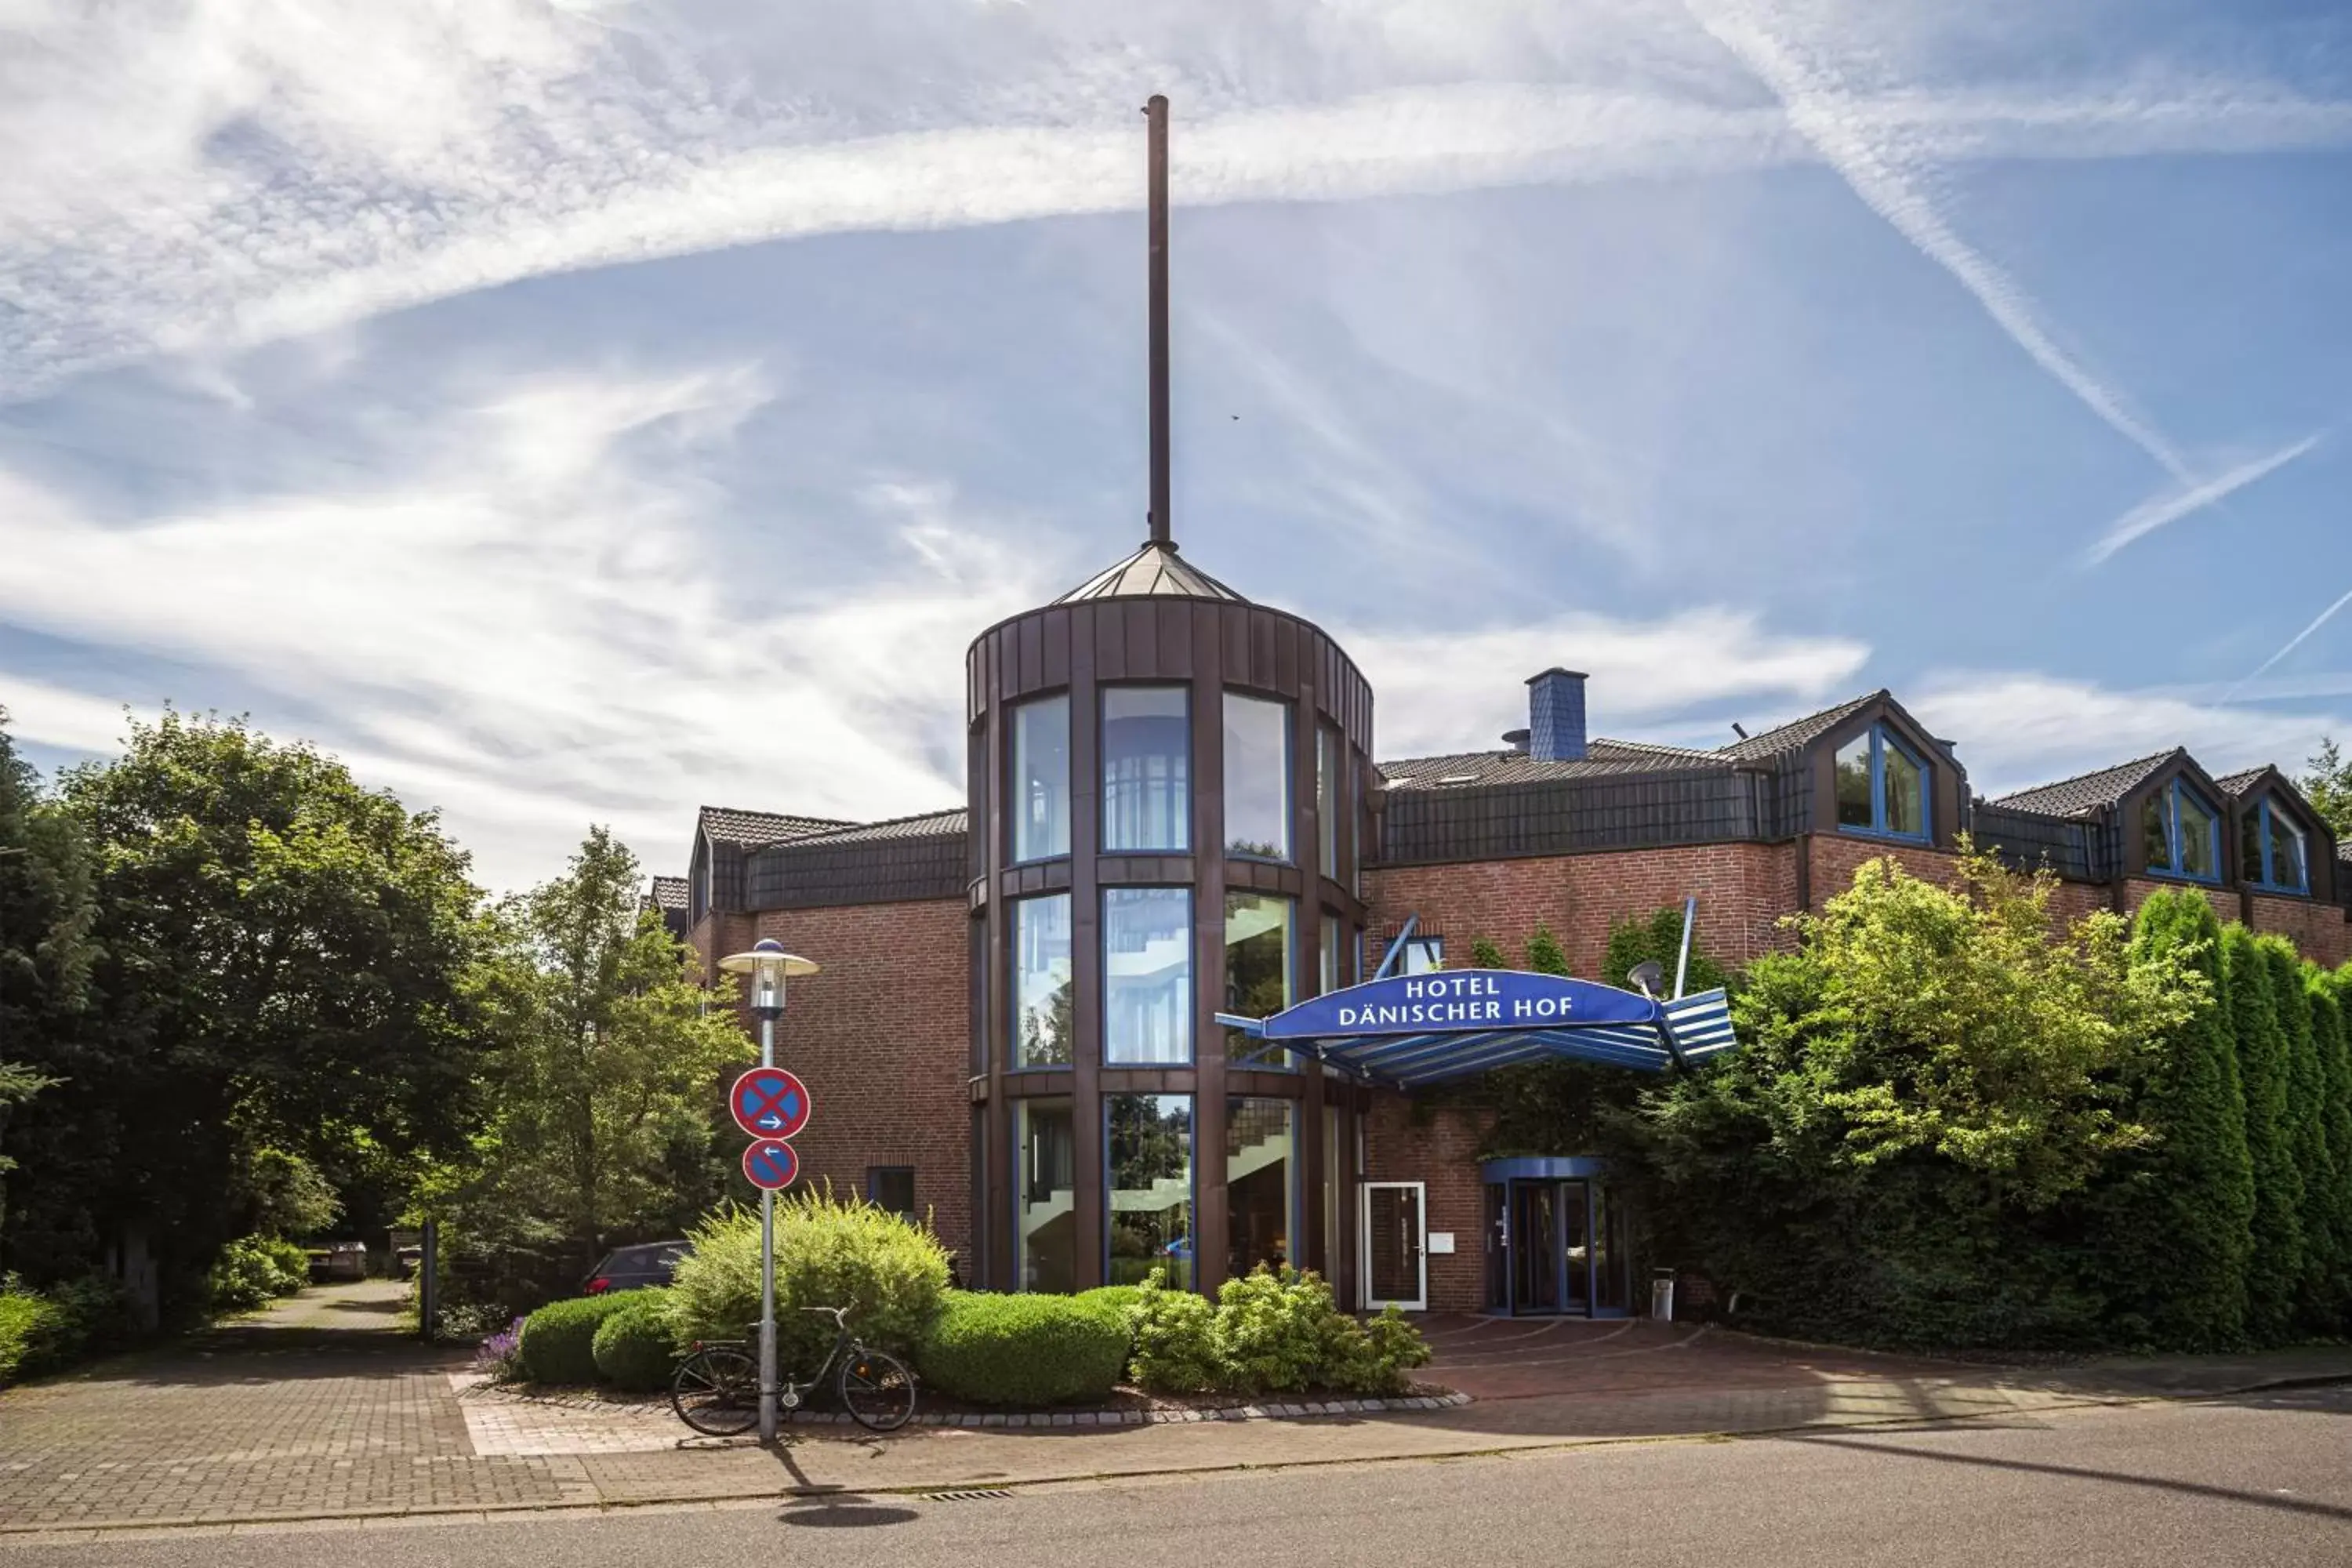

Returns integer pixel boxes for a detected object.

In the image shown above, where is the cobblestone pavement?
[7,1288,2349,1538]
[0,1282,591,1530]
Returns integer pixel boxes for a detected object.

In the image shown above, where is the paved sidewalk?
[6,1286,2350,1540]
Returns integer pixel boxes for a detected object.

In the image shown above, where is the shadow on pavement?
[778,1494,923,1528]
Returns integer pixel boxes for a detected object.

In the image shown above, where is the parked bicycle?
[670,1305,916,1436]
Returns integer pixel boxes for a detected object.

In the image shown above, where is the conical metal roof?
[1054,540,1247,604]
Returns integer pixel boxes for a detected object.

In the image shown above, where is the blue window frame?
[2241,797,2309,894]
[2143,778,2221,884]
[1832,724,1930,842]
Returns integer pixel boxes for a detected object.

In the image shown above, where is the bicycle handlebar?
[798,1305,851,1323]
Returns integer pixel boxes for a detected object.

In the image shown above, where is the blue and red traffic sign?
[742,1139,800,1192]
[729,1067,812,1141]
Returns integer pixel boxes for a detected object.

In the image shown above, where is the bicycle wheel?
[672,1347,760,1437]
[837,1347,916,1432]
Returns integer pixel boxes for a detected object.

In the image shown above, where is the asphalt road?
[8,1385,2348,1568]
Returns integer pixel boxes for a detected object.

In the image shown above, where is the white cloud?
[2085,435,2325,564]
[0,362,1053,890]
[1342,608,1871,757]
[4,0,2348,392]
[1910,673,2350,797]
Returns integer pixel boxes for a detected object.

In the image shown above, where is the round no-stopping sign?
[729,1067,812,1141]
[742,1140,800,1192]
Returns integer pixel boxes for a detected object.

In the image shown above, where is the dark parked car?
[582,1241,690,1295]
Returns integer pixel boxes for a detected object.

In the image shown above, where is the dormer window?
[2143,779,2220,884]
[2240,797,2309,894]
[1833,724,1929,841]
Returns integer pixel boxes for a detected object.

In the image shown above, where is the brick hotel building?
[656,536,2350,1318]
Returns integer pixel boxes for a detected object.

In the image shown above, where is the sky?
[2,0,2349,892]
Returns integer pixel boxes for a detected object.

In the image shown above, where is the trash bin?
[1650,1268,1676,1322]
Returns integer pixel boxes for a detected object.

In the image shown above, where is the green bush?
[0,1289,71,1387]
[208,1235,307,1313]
[1213,1268,1334,1394]
[1317,1304,1432,1396]
[918,1291,1128,1406]
[666,1192,949,1372]
[1076,1283,1147,1323]
[518,1290,661,1385]
[590,1294,680,1392]
[1127,1278,1222,1393]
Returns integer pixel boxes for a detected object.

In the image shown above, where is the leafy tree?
[2078,890,2251,1348]
[2222,925,2303,1344]
[2301,738,2352,840]
[10,711,485,1307]
[418,827,741,1309]
[0,711,91,1260]
[1628,850,2194,1348]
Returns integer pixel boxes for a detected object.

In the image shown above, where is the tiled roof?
[1376,693,1886,793]
[648,875,688,910]
[698,806,854,848]
[1379,747,1727,791]
[1055,541,1247,604]
[1715,692,1882,761]
[783,808,970,846]
[2212,766,2271,797]
[1989,750,2180,818]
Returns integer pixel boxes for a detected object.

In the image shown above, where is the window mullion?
[1870,728,1886,833]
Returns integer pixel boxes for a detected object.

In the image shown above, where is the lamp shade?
[719,939,819,1011]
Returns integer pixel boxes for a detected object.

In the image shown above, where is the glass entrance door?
[1559,1180,1591,1314]
[1362,1182,1425,1310]
[1509,1181,1557,1313]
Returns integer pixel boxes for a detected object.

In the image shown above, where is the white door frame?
[1359,1181,1427,1312]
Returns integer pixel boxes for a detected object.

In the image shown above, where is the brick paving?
[6,1287,2349,1537]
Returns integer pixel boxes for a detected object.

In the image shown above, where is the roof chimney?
[1526,669,1588,763]
[1501,728,1531,754]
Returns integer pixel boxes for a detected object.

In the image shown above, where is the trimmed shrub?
[2082,891,2252,1348]
[2224,926,2303,1345]
[2300,975,2351,1332]
[918,1291,1128,1406]
[1324,1305,1433,1396]
[591,1294,680,1392]
[2320,969,2352,1329]
[1127,1279,1221,1393]
[2263,939,2334,1335]
[518,1290,661,1385]
[666,1192,949,1372]
[1076,1283,1147,1323]
[1214,1268,1334,1394]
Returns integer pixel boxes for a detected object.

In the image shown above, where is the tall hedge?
[2224,927,2303,1342]
[2328,966,2352,1325]
[2264,940,2335,1335]
[2090,891,2251,1348]
[2299,974,2350,1332]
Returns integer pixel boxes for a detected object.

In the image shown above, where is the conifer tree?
[1524,924,1571,978]
[1469,937,1508,970]
[2301,972,2351,1330]
[2264,939,2335,1333]
[2095,891,2252,1348]
[2223,925,2303,1342]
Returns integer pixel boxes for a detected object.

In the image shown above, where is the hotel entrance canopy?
[1216,970,1737,1087]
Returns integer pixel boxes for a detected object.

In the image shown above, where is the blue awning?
[1216,969,1740,1088]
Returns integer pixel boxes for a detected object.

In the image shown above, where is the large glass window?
[1012,894,1073,1068]
[1016,1098,1076,1294]
[1317,725,1340,877]
[1228,1098,1296,1277]
[2243,797,2309,893]
[1103,687,1189,851]
[1224,693,1290,859]
[1010,695,1070,861]
[1226,892,1294,1069]
[1833,724,1929,841]
[2144,779,2222,884]
[1105,887,1192,1064]
[1320,912,1341,995]
[1108,1094,1192,1290]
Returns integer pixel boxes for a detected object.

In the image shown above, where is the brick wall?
[2042,878,2113,927]
[1363,1098,1494,1312]
[1806,834,1962,903]
[715,899,975,1269]
[2246,894,2352,968]
[1364,841,1798,979]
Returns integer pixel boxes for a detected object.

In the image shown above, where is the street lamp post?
[717,938,819,1445]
